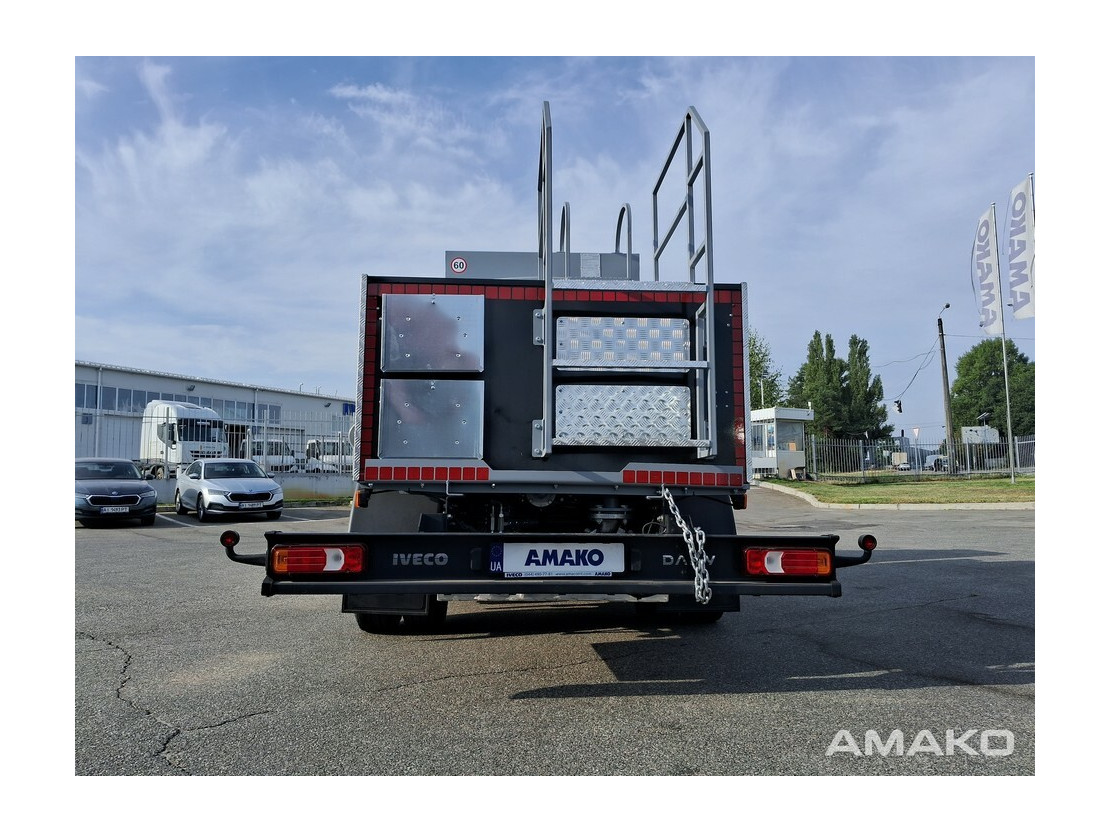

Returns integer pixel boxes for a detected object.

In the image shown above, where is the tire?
[266,510,282,520]
[196,496,209,523]
[175,491,188,515]
[140,515,156,527]
[355,612,402,633]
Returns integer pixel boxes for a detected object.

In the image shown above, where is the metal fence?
[75,409,358,475]
[802,434,1035,484]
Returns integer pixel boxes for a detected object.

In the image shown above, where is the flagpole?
[991,203,1018,484]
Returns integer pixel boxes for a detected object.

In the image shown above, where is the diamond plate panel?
[556,317,690,365]
[554,385,691,446]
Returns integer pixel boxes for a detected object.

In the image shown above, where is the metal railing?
[790,435,1036,484]
[75,409,358,475]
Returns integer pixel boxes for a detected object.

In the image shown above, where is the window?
[117,388,132,412]
[101,386,117,412]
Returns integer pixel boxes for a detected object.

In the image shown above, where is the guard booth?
[750,407,813,479]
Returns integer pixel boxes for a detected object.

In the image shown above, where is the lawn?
[765,475,1034,505]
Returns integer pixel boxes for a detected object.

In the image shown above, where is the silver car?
[174,458,283,522]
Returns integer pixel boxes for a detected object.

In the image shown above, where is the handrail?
[533,102,554,457]
[614,203,632,282]
[650,107,717,458]
[559,202,571,279]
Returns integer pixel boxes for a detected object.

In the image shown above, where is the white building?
[750,406,814,479]
[75,360,356,465]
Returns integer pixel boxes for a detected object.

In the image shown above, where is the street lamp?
[937,304,957,477]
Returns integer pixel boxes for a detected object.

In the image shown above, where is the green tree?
[844,335,892,440]
[785,331,847,437]
[747,327,783,409]
[950,338,1035,437]
[785,331,890,439]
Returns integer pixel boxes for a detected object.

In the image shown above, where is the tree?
[747,327,783,409]
[785,331,891,439]
[785,332,847,437]
[950,338,1035,437]
[844,335,892,440]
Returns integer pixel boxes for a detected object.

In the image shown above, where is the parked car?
[896,462,912,471]
[75,458,158,527]
[174,458,283,522]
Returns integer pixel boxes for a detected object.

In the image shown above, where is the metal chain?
[660,485,712,604]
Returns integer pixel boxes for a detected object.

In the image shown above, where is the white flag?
[1006,175,1035,319]
[972,204,1004,336]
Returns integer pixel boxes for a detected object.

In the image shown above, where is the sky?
[74,55,1034,440]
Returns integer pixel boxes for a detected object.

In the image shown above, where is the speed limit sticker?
[450,257,468,274]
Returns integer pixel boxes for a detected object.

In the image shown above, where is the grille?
[230,492,272,502]
[88,494,141,507]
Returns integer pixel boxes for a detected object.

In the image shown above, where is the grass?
[765,474,1034,505]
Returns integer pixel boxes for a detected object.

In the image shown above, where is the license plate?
[497,542,625,577]
[240,502,264,509]
[100,506,129,514]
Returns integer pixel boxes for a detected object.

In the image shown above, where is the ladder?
[531,102,719,460]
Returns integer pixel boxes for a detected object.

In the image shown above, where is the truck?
[304,436,355,473]
[240,438,300,473]
[221,102,876,632]
[140,400,228,479]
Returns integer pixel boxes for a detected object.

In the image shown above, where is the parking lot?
[75,488,1034,776]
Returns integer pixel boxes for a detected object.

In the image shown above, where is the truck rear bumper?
[262,576,843,598]
[219,528,871,601]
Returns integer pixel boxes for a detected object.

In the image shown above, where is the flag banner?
[972,205,1004,336]
[1006,175,1035,319]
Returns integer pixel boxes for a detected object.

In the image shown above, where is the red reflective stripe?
[623,470,635,484]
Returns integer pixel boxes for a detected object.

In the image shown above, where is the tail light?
[746,548,832,577]
[271,544,364,574]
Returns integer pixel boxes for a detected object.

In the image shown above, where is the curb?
[752,480,1034,511]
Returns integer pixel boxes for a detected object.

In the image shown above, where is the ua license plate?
[499,542,625,577]
[100,506,129,514]
[240,502,264,509]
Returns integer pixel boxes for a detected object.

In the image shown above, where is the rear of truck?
[222,102,874,631]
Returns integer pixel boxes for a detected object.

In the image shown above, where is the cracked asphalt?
[75,489,1034,775]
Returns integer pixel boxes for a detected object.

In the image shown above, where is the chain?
[660,485,712,604]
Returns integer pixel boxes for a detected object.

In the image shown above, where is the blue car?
[75,458,159,527]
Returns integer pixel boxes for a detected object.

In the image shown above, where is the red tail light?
[271,544,364,574]
[746,548,832,577]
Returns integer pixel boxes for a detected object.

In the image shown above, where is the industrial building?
[75,360,355,466]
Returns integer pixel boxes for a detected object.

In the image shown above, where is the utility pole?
[938,304,957,477]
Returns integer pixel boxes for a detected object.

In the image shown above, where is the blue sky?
[75,55,1035,438]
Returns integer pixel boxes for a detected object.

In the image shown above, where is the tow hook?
[220,529,266,567]
[833,534,877,569]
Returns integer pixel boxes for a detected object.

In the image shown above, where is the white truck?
[222,102,876,632]
[239,438,301,473]
[139,400,228,479]
[304,437,354,473]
